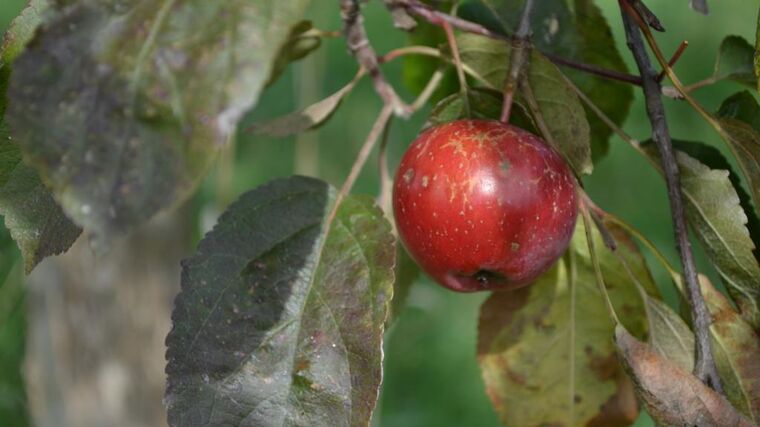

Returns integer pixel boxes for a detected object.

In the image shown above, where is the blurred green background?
[0,0,758,426]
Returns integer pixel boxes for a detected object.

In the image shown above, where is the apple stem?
[499,0,534,124]
[620,0,724,395]
[441,20,471,117]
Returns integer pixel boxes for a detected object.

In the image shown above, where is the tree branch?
[619,2,723,393]
[500,0,534,123]
[388,0,643,87]
[340,0,409,117]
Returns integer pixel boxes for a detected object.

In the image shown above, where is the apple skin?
[392,119,578,292]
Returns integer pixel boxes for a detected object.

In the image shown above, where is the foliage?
[0,1,758,427]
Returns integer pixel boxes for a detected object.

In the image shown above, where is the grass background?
[0,1,757,426]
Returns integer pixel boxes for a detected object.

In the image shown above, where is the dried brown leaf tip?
[614,325,753,427]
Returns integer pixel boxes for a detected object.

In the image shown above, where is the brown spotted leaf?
[165,176,395,427]
[477,222,653,427]
[615,325,753,427]
[700,276,760,424]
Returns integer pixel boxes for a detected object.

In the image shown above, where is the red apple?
[392,119,578,292]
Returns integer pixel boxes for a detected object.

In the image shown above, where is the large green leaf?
[0,0,80,272]
[165,176,395,427]
[643,142,760,328]
[615,326,753,427]
[713,36,758,87]
[457,33,592,175]
[7,0,310,248]
[461,0,633,161]
[477,222,653,427]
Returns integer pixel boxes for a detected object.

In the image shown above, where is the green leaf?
[0,0,80,272]
[464,0,633,161]
[477,222,651,427]
[700,276,760,424]
[425,88,535,132]
[643,142,760,328]
[645,295,695,373]
[714,36,758,87]
[718,91,760,131]
[457,33,592,175]
[615,325,753,427]
[7,0,310,248]
[248,74,360,138]
[266,21,322,88]
[165,176,395,427]
[0,133,81,273]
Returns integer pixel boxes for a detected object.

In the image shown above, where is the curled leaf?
[248,74,361,138]
[615,325,753,427]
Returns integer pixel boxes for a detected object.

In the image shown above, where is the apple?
[392,119,578,292]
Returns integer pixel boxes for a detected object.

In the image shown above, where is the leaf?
[645,295,695,373]
[643,142,760,328]
[457,33,592,175]
[0,0,80,272]
[248,74,360,138]
[7,0,310,248]
[0,0,50,116]
[615,325,753,427]
[165,176,395,427]
[714,35,758,87]
[0,133,81,273]
[699,276,760,424]
[477,221,652,427]
[465,0,633,161]
[266,21,322,88]
[718,90,760,131]
[425,88,534,132]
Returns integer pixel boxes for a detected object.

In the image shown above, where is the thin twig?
[389,0,643,87]
[657,40,689,82]
[377,118,395,215]
[581,203,621,325]
[441,21,471,117]
[340,0,410,117]
[500,0,534,123]
[329,105,395,226]
[620,0,723,393]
